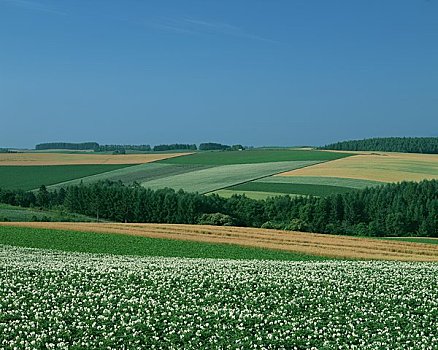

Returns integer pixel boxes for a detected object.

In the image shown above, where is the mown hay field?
[279,153,438,182]
[0,152,187,165]
[160,149,352,165]
[141,161,320,194]
[1,222,437,261]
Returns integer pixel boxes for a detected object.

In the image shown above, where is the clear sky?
[1,0,437,148]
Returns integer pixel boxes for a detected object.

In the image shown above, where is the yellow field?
[1,222,437,261]
[0,152,188,166]
[278,152,438,182]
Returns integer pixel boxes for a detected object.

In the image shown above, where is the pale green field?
[47,163,213,190]
[142,161,320,194]
[260,176,383,189]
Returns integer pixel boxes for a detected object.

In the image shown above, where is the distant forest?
[320,137,438,154]
[1,180,436,237]
[34,142,242,152]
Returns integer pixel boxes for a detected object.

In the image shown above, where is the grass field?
[0,204,99,222]
[47,163,215,190]
[141,161,320,193]
[265,175,384,188]
[229,182,357,197]
[279,153,438,182]
[0,164,133,190]
[1,222,436,261]
[0,152,187,165]
[161,149,352,165]
[2,245,436,349]
[0,226,322,261]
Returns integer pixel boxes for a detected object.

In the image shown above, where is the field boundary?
[1,222,437,261]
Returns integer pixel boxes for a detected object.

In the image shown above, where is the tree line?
[320,137,438,154]
[36,142,100,150]
[199,143,245,151]
[153,144,197,151]
[0,180,436,237]
[34,142,246,152]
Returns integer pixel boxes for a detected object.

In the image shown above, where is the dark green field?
[0,164,133,190]
[229,182,357,197]
[383,237,438,245]
[0,226,325,261]
[161,149,352,165]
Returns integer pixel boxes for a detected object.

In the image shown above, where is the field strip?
[0,152,190,166]
[46,163,215,191]
[261,176,383,189]
[142,161,321,194]
[1,222,437,261]
[278,153,438,182]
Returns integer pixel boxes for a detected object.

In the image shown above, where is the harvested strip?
[1,222,437,262]
[0,152,189,166]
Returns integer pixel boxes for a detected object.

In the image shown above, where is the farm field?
[46,163,214,190]
[0,225,322,261]
[279,152,438,182]
[261,175,383,188]
[0,152,187,165]
[160,149,352,165]
[228,182,358,197]
[0,204,99,222]
[1,222,437,261]
[141,160,320,193]
[0,164,133,191]
[1,244,437,349]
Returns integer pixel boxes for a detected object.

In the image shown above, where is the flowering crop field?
[1,245,437,349]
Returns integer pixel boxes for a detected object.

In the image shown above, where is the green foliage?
[0,226,322,260]
[36,142,99,150]
[320,137,438,154]
[230,182,357,197]
[1,179,437,237]
[0,204,97,222]
[197,212,236,226]
[0,164,133,190]
[153,144,197,151]
[95,144,152,152]
[161,149,352,165]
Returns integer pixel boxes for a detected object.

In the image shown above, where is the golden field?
[0,152,188,166]
[278,152,438,182]
[1,222,437,262]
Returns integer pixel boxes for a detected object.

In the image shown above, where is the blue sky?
[0,0,437,148]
